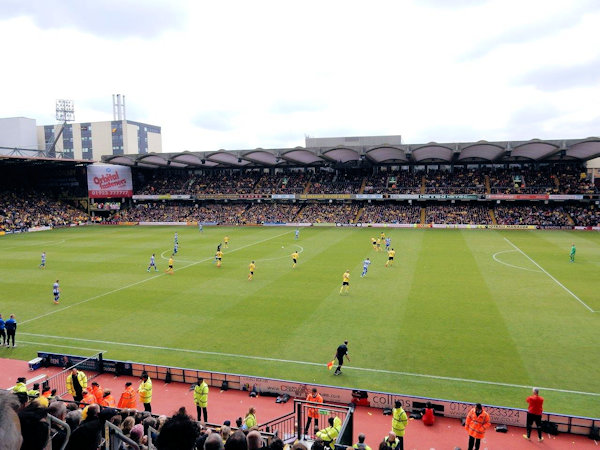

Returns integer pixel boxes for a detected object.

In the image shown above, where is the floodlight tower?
[45,99,75,157]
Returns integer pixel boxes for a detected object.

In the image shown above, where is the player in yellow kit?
[385,248,396,267]
[248,261,256,280]
[216,250,223,267]
[166,255,174,274]
[376,238,382,251]
[224,236,229,248]
[339,270,350,295]
[291,251,299,268]
[371,238,377,250]
[380,231,386,240]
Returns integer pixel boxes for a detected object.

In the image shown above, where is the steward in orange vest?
[90,382,104,404]
[465,403,491,450]
[101,390,116,407]
[81,390,96,407]
[304,388,323,436]
[118,382,137,409]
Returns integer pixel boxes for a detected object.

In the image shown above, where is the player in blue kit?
[174,241,179,254]
[361,258,371,277]
[147,254,158,272]
[53,280,60,304]
[295,229,300,240]
[385,237,391,251]
[39,252,46,269]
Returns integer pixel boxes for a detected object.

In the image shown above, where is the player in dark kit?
[334,340,350,375]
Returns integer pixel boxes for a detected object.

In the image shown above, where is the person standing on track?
[523,388,544,442]
[5,314,17,347]
[193,377,209,422]
[138,371,153,412]
[391,400,408,450]
[117,382,137,409]
[333,340,350,376]
[465,403,491,450]
[304,387,323,437]
[66,368,87,402]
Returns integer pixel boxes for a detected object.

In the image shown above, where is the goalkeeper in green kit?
[570,243,576,262]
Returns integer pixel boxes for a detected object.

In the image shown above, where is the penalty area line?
[20,332,600,398]
[21,230,293,326]
[503,237,595,313]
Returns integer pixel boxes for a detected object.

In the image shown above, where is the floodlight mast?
[45,99,75,157]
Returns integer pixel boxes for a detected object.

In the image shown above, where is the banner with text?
[87,164,133,198]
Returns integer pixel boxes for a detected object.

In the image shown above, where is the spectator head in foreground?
[156,411,200,450]
[0,390,23,450]
[225,430,248,450]
[205,432,225,450]
[246,430,264,450]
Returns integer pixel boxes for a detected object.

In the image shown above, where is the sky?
[1,0,600,152]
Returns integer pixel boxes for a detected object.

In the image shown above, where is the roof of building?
[102,137,600,169]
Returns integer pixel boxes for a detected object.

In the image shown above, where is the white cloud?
[1,0,599,152]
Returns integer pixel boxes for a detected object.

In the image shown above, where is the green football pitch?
[2,225,599,417]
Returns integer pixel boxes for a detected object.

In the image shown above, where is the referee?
[334,340,350,376]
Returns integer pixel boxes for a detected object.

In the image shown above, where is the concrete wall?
[0,117,39,156]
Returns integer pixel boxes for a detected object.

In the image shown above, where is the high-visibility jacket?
[465,407,491,439]
[27,389,40,398]
[353,443,371,450]
[81,392,96,406]
[66,371,87,396]
[138,378,152,404]
[13,382,27,394]
[307,393,323,419]
[392,406,408,437]
[42,390,52,399]
[384,437,399,449]
[194,382,209,407]
[101,394,116,407]
[245,413,257,429]
[90,386,104,404]
[316,416,341,449]
[118,387,137,409]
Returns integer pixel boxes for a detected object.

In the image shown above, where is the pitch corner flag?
[327,360,335,370]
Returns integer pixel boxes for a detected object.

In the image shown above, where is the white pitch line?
[504,237,596,313]
[18,340,106,353]
[492,250,542,273]
[19,332,600,398]
[21,230,292,326]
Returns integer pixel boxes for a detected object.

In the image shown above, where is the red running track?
[1,358,596,449]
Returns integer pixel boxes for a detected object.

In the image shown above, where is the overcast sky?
[1,0,599,152]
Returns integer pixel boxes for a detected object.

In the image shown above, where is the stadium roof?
[102,137,600,169]
[0,153,94,167]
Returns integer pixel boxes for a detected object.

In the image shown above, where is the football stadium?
[2,135,600,448]
[2,2,600,449]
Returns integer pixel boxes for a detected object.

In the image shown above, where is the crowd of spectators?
[307,172,363,194]
[253,173,308,194]
[298,203,360,223]
[494,205,572,226]
[0,190,88,232]
[113,203,248,224]
[426,205,492,224]
[564,205,600,226]
[360,204,421,223]
[363,170,423,194]
[243,203,301,223]
[425,168,486,194]
[488,166,597,195]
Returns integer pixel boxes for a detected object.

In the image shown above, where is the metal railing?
[260,411,296,443]
[105,421,139,450]
[44,353,103,398]
[47,414,71,450]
